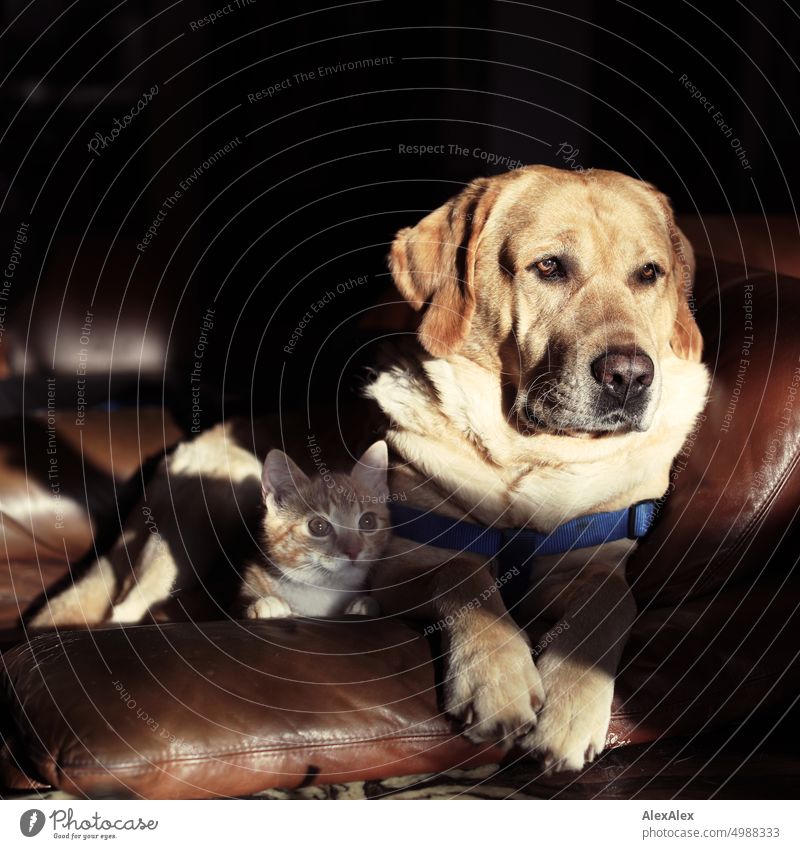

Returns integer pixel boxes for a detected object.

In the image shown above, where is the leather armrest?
[628,261,800,604]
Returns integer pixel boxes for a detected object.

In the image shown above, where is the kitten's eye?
[530,257,565,280]
[638,262,662,284]
[359,512,378,531]
[308,517,332,537]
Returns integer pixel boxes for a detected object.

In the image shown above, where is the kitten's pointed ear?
[351,441,389,497]
[262,449,309,500]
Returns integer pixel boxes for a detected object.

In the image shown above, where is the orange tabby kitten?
[240,441,390,619]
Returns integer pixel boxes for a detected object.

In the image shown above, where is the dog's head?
[389,165,702,435]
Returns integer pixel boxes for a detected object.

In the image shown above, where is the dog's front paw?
[345,596,380,616]
[522,659,613,773]
[445,620,544,748]
[246,595,292,619]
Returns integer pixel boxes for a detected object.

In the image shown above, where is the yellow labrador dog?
[32,165,708,773]
[363,164,709,770]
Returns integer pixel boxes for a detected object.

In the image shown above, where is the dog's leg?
[372,549,544,748]
[521,555,636,772]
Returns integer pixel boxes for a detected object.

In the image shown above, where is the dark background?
[0,0,797,428]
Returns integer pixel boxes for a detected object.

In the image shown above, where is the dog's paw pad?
[445,632,544,749]
[524,711,608,773]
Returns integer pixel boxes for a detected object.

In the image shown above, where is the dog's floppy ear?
[650,188,703,362]
[668,220,703,362]
[389,178,498,357]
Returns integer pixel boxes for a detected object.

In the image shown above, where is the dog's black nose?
[591,348,654,402]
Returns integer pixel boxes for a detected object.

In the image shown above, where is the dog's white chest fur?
[367,349,709,530]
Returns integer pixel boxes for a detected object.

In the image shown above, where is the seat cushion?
[2,574,797,799]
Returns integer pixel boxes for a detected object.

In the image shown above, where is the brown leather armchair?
[1,255,798,799]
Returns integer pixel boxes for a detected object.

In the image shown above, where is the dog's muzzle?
[521,345,657,433]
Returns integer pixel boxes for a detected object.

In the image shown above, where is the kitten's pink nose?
[346,545,362,562]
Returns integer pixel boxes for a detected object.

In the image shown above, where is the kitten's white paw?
[345,596,380,617]
[246,595,292,619]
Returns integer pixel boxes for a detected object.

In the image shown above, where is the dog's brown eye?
[638,263,661,283]
[532,257,565,279]
[359,512,377,531]
[308,517,332,537]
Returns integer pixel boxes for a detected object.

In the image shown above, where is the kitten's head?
[260,441,391,583]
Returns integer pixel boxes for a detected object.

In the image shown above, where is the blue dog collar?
[388,500,656,606]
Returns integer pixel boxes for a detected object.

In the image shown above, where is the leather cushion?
[2,574,797,798]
